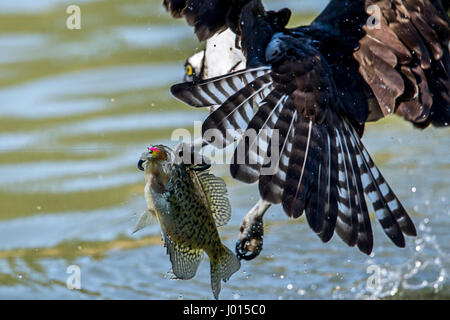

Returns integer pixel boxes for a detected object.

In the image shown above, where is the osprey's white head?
[184,51,205,82]
[184,28,246,81]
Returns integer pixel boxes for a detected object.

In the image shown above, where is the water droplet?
[287,284,293,290]
[297,289,305,295]
[17,274,23,279]
[411,187,417,193]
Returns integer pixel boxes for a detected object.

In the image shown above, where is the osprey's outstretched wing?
[172,37,417,254]
[168,0,449,254]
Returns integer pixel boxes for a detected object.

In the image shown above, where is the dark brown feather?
[230,90,285,183]
[353,0,450,126]
[258,98,296,204]
[317,128,339,243]
[281,118,314,218]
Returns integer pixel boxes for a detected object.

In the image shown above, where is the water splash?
[336,218,448,299]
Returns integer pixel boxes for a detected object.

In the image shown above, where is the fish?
[135,144,240,299]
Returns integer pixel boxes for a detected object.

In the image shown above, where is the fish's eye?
[185,64,193,76]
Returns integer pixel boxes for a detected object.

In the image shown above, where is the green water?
[0,0,448,299]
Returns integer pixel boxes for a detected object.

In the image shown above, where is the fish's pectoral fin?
[195,171,231,228]
[132,210,156,234]
[165,235,203,280]
[210,245,241,299]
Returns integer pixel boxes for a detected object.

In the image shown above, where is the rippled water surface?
[0,0,448,299]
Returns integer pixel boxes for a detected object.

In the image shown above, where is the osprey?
[165,0,450,259]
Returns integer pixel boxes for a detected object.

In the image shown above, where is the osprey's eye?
[185,64,193,77]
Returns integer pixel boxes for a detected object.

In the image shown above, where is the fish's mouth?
[137,151,152,171]
[137,159,146,171]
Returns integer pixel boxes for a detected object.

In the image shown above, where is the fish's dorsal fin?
[194,170,231,228]
[164,233,203,280]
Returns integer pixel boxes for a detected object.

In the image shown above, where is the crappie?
[135,145,240,299]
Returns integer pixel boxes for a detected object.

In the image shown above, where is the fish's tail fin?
[210,245,241,300]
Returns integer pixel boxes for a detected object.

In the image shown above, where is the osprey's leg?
[236,199,271,260]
